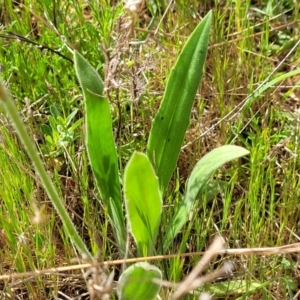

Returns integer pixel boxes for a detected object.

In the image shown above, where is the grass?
[0,0,300,298]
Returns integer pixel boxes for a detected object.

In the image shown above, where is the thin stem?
[0,79,92,259]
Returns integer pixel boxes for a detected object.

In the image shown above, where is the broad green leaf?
[117,262,162,300]
[74,51,125,252]
[124,152,162,257]
[147,11,212,193]
[164,145,249,250]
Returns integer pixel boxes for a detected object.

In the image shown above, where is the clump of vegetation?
[0,0,299,299]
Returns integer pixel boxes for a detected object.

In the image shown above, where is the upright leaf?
[124,152,162,257]
[147,11,212,193]
[164,145,249,250]
[74,51,125,252]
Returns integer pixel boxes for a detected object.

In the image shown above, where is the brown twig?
[1,242,300,281]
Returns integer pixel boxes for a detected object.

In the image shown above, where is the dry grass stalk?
[1,241,300,281]
[171,236,232,300]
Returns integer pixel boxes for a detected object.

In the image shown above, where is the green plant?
[0,9,250,299]
[74,10,249,298]
[1,0,300,298]
[40,104,83,157]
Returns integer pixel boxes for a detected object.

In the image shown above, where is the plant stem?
[0,79,92,259]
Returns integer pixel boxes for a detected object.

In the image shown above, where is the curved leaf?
[164,145,249,250]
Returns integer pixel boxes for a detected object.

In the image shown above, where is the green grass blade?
[244,68,300,112]
[117,262,162,300]
[0,79,92,259]
[164,145,249,250]
[147,11,212,193]
[74,51,125,252]
[124,152,162,257]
